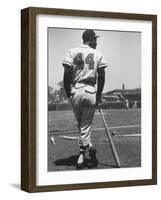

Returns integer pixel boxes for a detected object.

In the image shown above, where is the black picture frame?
[21,7,157,192]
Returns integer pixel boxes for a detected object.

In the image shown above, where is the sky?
[48,28,141,92]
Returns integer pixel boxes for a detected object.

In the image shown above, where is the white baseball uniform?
[62,44,108,147]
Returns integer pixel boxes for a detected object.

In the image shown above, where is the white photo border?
[36,14,152,186]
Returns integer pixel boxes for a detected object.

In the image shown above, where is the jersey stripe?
[62,60,73,67]
[99,63,108,68]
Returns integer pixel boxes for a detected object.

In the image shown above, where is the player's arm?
[96,52,108,105]
[63,64,73,98]
[96,67,105,105]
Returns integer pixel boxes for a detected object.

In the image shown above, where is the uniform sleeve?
[62,50,73,67]
[97,52,108,69]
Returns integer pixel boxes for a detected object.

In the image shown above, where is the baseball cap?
[82,29,100,41]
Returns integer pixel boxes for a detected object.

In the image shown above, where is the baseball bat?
[99,107,121,168]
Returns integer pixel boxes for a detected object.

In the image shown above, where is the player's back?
[62,44,108,86]
[70,45,102,85]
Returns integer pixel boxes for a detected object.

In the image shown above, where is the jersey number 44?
[73,52,94,70]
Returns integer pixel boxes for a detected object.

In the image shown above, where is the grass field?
[48,108,141,171]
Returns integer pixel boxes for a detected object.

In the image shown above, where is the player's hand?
[66,90,72,98]
[68,92,75,101]
[96,97,102,109]
[67,94,71,99]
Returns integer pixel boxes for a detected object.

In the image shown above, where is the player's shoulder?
[67,46,103,58]
[94,49,102,55]
[67,47,81,56]
[93,49,104,59]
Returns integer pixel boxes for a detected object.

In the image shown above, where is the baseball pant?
[70,85,96,147]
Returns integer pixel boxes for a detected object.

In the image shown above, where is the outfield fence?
[48,101,141,111]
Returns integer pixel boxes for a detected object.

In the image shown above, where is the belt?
[73,82,95,89]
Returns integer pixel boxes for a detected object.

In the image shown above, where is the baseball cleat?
[76,162,84,170]
[89,146,98,168]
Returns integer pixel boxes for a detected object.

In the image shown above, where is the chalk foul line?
[49,124,141,135]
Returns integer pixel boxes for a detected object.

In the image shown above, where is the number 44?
[73,52,94,70]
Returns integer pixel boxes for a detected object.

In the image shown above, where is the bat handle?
[99,108,121,168]
[97,104,101,112]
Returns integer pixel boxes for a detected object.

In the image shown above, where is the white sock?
[77,153,84,164]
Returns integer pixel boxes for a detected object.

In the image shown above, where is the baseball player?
[62,29,108,169]
[117,93,129,110]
